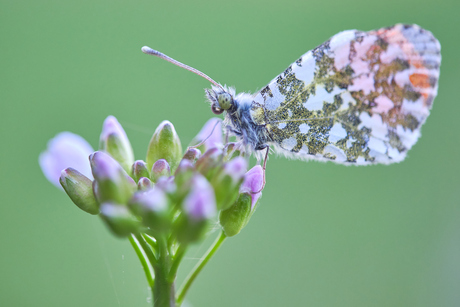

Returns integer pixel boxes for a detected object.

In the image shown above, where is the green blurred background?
[1,0,459,306]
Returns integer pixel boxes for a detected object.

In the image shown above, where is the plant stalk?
[153,235,175,307]
[176,231,227,305]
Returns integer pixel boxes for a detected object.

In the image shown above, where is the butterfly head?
[205,85,236,115]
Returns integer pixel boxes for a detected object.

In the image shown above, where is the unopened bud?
[151,159,171,182]
[219,193,252,237]
[129,187,169,233]
[195,147,223,180]
[175,174,216,243]
[137,177,153,190]
[146,121,182,173]
[182,148,201,162]
[173,159,195,202]
[219,165,264,237]
[155,176,176,194]
[100,202,140,237]
[99,116,134,173]
[132,160,150,183]
[212,157,247,210]
[90,151,136,204]
[240,165,264,210]
[60,168,99,215]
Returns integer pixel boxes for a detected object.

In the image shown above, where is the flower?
[99,202,140,237]
[41,117,263,241]
[39,132,94,188]
[192,118,222,151]
[41,115,268,304]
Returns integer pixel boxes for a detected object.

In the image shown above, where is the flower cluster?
[40,116,263,239]
[39,116,264,306]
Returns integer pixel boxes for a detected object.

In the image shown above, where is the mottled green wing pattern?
[250,24,440,164]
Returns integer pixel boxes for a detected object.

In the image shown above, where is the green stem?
[153,236,175,307]
[129,234,155,288]
[134,233,157,266]
[143,233,158,256]
[168,244,187,282]
[176,231,227,306]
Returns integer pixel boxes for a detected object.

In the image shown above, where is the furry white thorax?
[205,85,270,159]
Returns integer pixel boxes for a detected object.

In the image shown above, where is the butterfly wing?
[250,24,441,164]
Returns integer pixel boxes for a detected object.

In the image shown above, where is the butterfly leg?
[253,144,269,194]
[224,125,232,145]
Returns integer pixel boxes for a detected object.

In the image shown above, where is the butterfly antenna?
[142,46,225,92]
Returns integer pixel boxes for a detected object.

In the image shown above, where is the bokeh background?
[1,0,459,306]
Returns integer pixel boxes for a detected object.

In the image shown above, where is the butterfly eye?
[211,104,224,115]
[217,92,233,110]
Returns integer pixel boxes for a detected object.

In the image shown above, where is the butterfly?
[142,24,441,167]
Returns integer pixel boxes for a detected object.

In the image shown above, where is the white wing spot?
[299,123,310,134]
[281,137,297,151]
[304,86,342,111]
[339,91,355,111]
[264,84,284,110]
[294,51,315,85]
[368,137,387,154]
[328,123,347,142]
[299,145,309,154]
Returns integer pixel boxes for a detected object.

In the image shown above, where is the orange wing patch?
[409,73,431,88]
